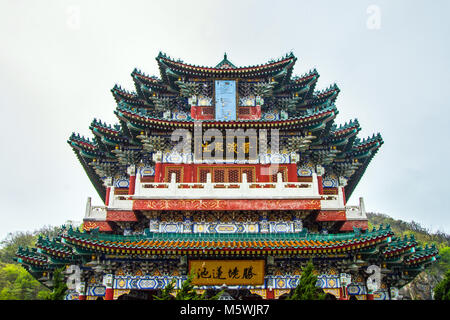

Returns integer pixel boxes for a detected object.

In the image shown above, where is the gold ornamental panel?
[189,260,265,286]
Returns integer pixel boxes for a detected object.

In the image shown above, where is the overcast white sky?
[0,0,449,239]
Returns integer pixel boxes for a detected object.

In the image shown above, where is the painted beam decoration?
[133,199,320,211]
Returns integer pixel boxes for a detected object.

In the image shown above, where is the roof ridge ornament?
[215,52,237,69]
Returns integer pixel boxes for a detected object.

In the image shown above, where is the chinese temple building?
[16,52,438,300]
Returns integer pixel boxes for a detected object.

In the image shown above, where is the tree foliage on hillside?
[0,263,48,300]
[434,269,450,300]
[368,212,450,273]
[0,226,60,300]
[0,226,61,265]
[368,212,450,299]
[367,213,450,249]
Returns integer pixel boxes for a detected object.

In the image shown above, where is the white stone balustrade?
[129,172,320,200]
[85,172,353,214]
[84,197,107,220]
[108,188,133,210]
[320,186,345,210]
[85,186,364,226]
[345,197,367,220]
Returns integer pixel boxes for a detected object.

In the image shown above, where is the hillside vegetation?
[367,212,450,273]
[0,226,58,300]
[367,212,450,299]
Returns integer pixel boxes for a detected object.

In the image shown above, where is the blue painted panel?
[215,80,236,120]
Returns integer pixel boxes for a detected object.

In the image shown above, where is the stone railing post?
[127,165,136,195]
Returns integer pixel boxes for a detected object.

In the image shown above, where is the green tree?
[176,273,208,300]
[0,264,49,300]
[0,226,61,300]
[154,279,176,300]
[155,273,223,300]
[437,247,450,272]
[0,226,61,265]
[434,269,450,300]
[287,260,325,300]
[0,232,36,265]
[40,268,68,300]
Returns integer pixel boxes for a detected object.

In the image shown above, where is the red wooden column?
[339,274,351,300]
[184,163,193,182]
[258,164,270,182]
[155,162,163,182]
[105,188,111,206]
[317,176,323,194]
[105,288,114,300]
[78,282,86,300]
[266,288,275,300]
[287,163,298,182]
[128,165,136,195]
[341,186,346,205]
[338,287,344,300]
[103,274,114,300]
[103,177,113,206]
[339,286,349,300]
[316,165,324,194]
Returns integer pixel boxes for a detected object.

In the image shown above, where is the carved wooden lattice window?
[197,166,256,183]
[114,188,129,195]
[165,167,182,182]
[199,168,211,183]
[323,188,338,195]
[242,168,253,182]
[202,107,214,115]
[214,169,225,183]
[271,167,288,182]
[239,107,250,115]
[141,176,155,183]
[228,169,240,182]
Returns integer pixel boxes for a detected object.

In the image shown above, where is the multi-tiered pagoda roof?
[68,52,382,203]
[15,224,439,290]
[17,52,438,300]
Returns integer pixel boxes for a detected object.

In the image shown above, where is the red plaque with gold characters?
[189,260,265,286]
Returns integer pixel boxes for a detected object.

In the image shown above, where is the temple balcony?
[339,197,369,232]
[344,197,367,221]
[83,191,367,233]
[111,172,319,204]
[101,172,347,213]
[84,197,107,220]
[320,187,346,210]
[84,172,361,226]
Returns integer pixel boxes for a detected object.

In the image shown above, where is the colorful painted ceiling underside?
[17,52,438,300]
